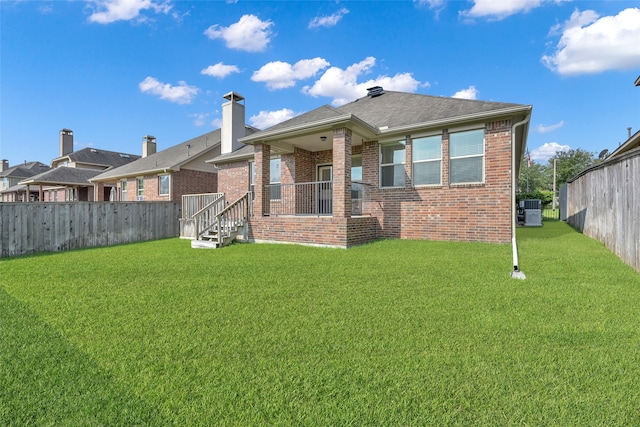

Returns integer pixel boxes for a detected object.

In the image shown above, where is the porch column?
[39,184,43,202]
[254,143,270,216]
[332,127,352,218]
[94,182,105,201]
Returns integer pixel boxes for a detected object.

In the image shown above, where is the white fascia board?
[239,114,379,144]
[378,105,533,138]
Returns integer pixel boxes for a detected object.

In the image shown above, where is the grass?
[1,221,639,426]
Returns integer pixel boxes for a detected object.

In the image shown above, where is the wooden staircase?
[191,193,250,249]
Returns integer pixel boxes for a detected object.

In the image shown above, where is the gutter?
[511,112,531,280]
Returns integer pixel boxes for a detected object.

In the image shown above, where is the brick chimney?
[59,129,74,156]
[142,135,157,157]
[0,159,8,172]
[221,91,246,155]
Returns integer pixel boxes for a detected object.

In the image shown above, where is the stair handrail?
[198,193,249,246]
[193,194,226,239]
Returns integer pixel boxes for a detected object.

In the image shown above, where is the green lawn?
[1,221,639,426]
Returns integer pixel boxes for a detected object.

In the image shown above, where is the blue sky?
[2,0,640,167]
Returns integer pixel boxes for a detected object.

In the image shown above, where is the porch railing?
[262,181,370,216]
[199,192,250,247]
[182,192,224,219]
[180,193,225,239]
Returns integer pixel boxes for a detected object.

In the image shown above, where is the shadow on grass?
[0,287,167,426]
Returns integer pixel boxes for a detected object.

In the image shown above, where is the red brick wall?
[365,121,513,244]
[115,169,217,202]
[217,160,250,203]
[217,119,514,246]
[248,216,379,248]
[170,169,218,201]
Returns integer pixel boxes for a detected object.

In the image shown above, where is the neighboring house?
[90,114,258,202]
[0,160,51,202]
[18,129,140,202]
[203,87,532,249]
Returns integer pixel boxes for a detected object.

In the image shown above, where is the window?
[270,157,281,200]
[121,180,127,201]
[158,175,170,196]
[136,177,144,200]
[449,129,484,184]
[413,135,442,186]
[352,155,363,200]
[249,161,255,194]
[380,141,406,188]
[352,155,362,182]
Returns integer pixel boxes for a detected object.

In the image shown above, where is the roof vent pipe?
[367,86,384,97]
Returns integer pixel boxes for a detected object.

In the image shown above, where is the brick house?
[90,115,258,202]
[201,87,532,255]
[17,129,140,202]
[0,160,51,202]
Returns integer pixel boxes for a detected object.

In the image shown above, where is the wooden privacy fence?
[566,150,639,272]
[0,202,181,258]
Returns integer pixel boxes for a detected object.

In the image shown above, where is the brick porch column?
[94,182,105,201]
[332,127,352,218]
[254,144,270,216]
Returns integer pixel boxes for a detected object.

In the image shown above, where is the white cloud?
[204,14,274,52]
[308,8,349,29]
[88,0,172,24]
[452,85,478,100]
[249,109,298,129]
[534,120,564,133]
[201,62,240,78]
[461,0,544,20]
[252,58,330,90]
[302,57,423,106]
[542,8,640,75]
[530,142,570,162]
[139,76,198,104]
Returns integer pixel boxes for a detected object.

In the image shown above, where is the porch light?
[320,136,327,141]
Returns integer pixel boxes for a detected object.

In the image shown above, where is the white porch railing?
[262,181,370,216]
[180,193,225,239]
[182,192,224,219]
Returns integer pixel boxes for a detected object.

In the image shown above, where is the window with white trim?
[121,180,127,201]
[136,177,144,201]
[449,129,484,184]
[158,174,170,196]
[380,141,406,188]
[412,135,442,186]
[270,157,281,200]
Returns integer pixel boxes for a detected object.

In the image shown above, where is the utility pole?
[552,158,557,211]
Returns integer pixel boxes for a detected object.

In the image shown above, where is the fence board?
[567,153,640,272]
[0,202,180,258]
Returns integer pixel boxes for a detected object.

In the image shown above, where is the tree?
[548,148,597,189]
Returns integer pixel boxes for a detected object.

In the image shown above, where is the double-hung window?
[136,177,144,201]
[412,135,442,186]
[121,180,128,201]
[158,174,170,196]
[449,129,485,184]
[380,141,406,188]
[270,157,281,200]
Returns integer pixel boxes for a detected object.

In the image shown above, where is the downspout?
[511,113,531,280]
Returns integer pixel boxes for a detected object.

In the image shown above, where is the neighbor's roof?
[93,126,262,180]
[20,167,104,186]
[0,161,50,178]
[242,91,531,143]
[52,147,140,169]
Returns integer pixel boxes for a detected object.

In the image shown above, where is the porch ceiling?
[241,114,379,154]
